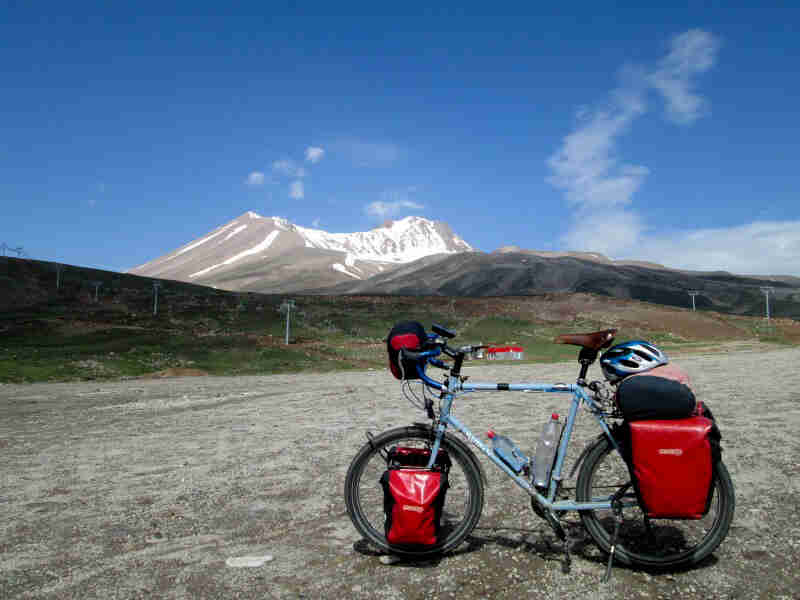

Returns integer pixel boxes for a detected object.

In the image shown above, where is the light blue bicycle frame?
[417,365,626,512]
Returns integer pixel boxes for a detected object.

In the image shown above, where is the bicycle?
[344,324,734,572]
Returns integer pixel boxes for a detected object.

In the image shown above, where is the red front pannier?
[629,416,714,519]
[381,447,449,546]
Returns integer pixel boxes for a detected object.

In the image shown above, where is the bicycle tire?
[576,435,735,570]
[344,425,484,558]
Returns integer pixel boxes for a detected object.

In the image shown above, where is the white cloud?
[365,188,424,218]
[649,29,721,125]
[634,221,800,276]
[547,29,735,270]
[245,171,265,186]
[548,28,720,218]
[289,180,304,199]
[305,146,325,163]
[272,159,306,178]
[547,103,648,210]
[338,140,402,167]
[366,200,424,219]
[561,212,800,276]
[560,209,645,256]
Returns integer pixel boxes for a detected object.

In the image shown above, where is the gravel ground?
[1,346,799,599]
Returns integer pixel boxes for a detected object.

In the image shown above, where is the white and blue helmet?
[600,340,668,383]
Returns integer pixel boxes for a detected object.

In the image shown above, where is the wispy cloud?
[338,140,402,167]
[547,87,648,211]
[305,146,325,163]
[546,31,800,275]
[289,180,304,199]
[547,29,722,261]
[649,29,721,125]
[312,218,321,228]
[365,188,424,219]
[245,171,266,186]
[366,200,424,218]
[636,221,800,276]
[272,159,306,178]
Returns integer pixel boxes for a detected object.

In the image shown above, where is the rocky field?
[1,347,799,599]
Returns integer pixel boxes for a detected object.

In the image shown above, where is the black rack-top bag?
[616,374,696,421]
[387,321,428,380]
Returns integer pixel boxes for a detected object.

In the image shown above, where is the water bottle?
[533,413,562,488]
[487,430,527,474]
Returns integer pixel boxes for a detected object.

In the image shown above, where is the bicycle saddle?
[553,329,617,350]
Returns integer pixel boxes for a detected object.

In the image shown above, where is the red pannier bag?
[628,416,714,519]
[381,447,449,546]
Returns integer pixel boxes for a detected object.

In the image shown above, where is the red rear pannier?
[381,446,449,546]
[629,416,714,519]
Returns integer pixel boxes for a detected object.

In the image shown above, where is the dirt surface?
[1,347,799,599]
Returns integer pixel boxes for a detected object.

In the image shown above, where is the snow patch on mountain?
[224,225,248,241]
[189,230,281,278]
[176,223,236,256]
[332,263,361,279]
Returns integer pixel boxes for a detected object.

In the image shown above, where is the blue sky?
[2,3,799,275]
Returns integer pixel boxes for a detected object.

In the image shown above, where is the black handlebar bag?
[387,321,427,380]
[380,447,450,547]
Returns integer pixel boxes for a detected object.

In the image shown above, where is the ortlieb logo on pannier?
[628,416,714,519]
[381,446,450,546]
[387,321,428,380]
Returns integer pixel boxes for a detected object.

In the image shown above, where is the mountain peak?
[129,212,473,290]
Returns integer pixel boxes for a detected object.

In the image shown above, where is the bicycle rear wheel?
[344,425,484,558]
[576,436,735,570]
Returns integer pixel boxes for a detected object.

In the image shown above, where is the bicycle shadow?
[352,539,448,568]
[465,524,575,573]
[353,521,718,575]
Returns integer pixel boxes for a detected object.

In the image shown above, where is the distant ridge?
[308,249,800,318]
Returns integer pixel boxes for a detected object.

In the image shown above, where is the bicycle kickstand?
[603,501,623,583]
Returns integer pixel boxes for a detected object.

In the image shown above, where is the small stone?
[145,535,165,544]
[248,501,269,514]
[379,554,402,565]
[225,554,274,568]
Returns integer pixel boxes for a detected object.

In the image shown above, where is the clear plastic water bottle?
[533,413,562,488]
[487,430,527,474]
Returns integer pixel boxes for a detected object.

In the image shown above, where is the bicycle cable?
[399,356,427,412]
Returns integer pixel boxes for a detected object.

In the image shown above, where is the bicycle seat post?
[577,348,598,385]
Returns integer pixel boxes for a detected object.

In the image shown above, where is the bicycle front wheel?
[576,435,735,570]
[344,425,484,558]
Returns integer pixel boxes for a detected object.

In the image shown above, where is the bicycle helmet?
[600,340,668,384]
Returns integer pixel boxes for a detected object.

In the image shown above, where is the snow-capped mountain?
[128,212,473,292]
